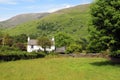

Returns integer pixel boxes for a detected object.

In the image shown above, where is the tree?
[66,43,82,53]
[13,42,26,51]
[89,0,120,56]
[0,31,3,45]
[2,34,13,46]
[76,38,88,51]
[13,34,27,43]
[37,37,52,52]
[54,32,73,47]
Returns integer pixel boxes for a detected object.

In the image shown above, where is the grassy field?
[0,57,120,80]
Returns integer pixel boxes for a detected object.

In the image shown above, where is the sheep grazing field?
[0,57,120,80]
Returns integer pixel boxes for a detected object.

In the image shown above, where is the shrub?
[0,46,14,51]
[0,46,20,52]
[110,50,120,58]
[0,51,46,61]
[66,43,82,54]
[13,42,26,51]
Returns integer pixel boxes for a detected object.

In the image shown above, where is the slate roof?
[28,38,54,45]
[28,39,38,45]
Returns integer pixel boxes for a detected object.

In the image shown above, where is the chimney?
[52,37,55,45]
[52,37,54,41]
[28,37,30,42]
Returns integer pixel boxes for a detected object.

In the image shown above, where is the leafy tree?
[89,0,120,56]
[37,37,52,52]
[0,31,3,45]
[66,43,82,53]
[2,34,13,46]
[54,32,73,47]
[13,42,26,51]
[13,34,27,43]
[76,38,88,51]
[37,21,59,31]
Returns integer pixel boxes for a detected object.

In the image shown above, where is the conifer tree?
[89,0,120,56]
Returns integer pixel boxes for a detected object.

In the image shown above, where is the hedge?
[0,51,46,61]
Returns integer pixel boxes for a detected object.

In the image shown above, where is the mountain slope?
[3,4,91,39]
[0,13,49,28]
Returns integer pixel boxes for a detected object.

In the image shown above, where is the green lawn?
[0,57,120,80]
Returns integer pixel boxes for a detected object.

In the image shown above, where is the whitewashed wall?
[27,45,55,52]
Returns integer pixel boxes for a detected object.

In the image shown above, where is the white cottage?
[27,37,55,52]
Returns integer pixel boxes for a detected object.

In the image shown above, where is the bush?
[13,42,26,51]
[110,50,120,58]
[66,43,82,54]
[45,52,59,58]
[0,46,19,52]
[0,51,46,61]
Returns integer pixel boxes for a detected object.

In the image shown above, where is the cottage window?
[31,45,34,48]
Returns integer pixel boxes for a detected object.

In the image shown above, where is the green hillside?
[3,4,91,39]
[0,13,49,28]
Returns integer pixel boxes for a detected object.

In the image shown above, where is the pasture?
[0,57,120,80]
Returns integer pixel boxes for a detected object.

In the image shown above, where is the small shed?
[55,46,66,53]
